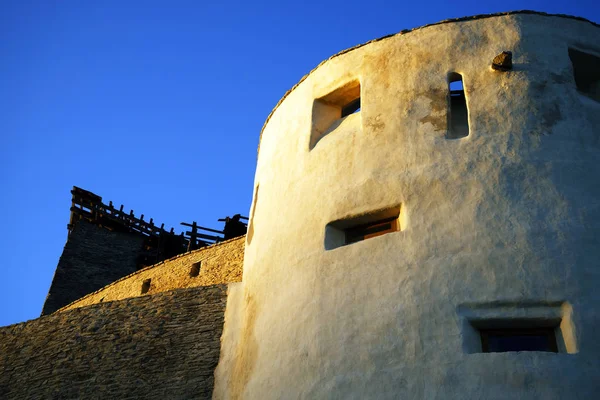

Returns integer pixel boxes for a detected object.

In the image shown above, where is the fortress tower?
[214,12,600,399]
[1,11,598,400]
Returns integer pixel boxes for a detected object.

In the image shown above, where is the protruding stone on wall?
[492,51,513,71]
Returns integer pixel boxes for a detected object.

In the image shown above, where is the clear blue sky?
[1,1,598,327]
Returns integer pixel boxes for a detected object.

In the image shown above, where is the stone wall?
[41,220,146,315]
[58,236,245,312]
[0,285,229,400]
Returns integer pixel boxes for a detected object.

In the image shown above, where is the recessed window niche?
[141,279,151,294]
[190,262,201,277]
[310,79,361,149]
[569,48,600,102]
[458,302,577,354]
[325,205,402,250]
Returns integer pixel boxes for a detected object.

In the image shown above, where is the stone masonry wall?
[41,220,146,315]
[0,285,228,400]
[58,236,245,312]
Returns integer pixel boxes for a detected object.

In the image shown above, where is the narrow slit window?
[325,206,401,250]
[480,327,558,353]
[141,279,151,294]
[568,48,600,102]
[447,73,469,139]
[247,184,259,245]
[190,262,201,277]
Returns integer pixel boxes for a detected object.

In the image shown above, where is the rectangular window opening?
[459,302,577,354]
[141,278,151,294]
[325,206,401,250]
[345,216,397,245]
[190,262,201,277]
[480,327,558,353]
[568,48,600,102]
[310,80,361,149]
[447,73,469,139]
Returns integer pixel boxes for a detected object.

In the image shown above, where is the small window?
[345,217,398,245]
[447,73,469,139]
[569,48,600,102]
[190,262,201,277]
[460,303,576,354]
[310,80,361,149]
[480,327,558,353]
[141,279,151,294]
[325,206,401,250]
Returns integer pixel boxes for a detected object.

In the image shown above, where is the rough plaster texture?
[58,236,244,312]
[0,285,228,400]
[42,220,145,315]
[215,13,600,399]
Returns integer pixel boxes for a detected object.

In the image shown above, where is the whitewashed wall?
[215,13,600,400]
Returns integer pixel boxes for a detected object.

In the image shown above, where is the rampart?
[42,186,246,315]
[58,236,245,312]
[0,285,230,400]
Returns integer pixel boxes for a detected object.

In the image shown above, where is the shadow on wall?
[247,185,259,246]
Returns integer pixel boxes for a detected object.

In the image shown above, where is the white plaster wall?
[215,13,600,400]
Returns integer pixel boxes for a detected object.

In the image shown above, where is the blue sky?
[1,1,598,327]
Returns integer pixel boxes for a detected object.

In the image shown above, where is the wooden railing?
[68,186,248,265]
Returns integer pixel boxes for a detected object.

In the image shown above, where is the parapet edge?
[52,235,246,314]
[256,10,600,156]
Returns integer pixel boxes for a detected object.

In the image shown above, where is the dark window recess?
[568,48,600,102]
[447,73,469,139]
[190,262,201,277]
[480,328,558,353]
[341,97,361,118]
[345,217,398,245]
[141,279,151,294]
[325,206,401,250]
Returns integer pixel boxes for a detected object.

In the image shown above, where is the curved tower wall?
[223,14,600,399]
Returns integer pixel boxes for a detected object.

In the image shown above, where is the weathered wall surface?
[41,220,146,315]
[58,236,244,312]
[216,13,600,399]
[0,285,228,400]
